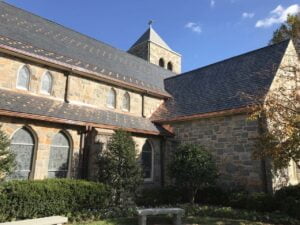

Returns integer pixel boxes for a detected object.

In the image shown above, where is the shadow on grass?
[76,216,268,225]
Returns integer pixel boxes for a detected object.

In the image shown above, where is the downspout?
[64,72,70,103]
[80,125,93,179]
[258,115,271,193]
[142,94,146,118]
[160,137,166,187]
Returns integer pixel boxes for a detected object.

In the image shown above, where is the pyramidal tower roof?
[129,26,172,51]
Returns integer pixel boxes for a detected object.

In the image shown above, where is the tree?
[270,14,300,45]
[0,126,15,180]
[97,130,142,206]
[247,56,300,172]
[168,143,218,203]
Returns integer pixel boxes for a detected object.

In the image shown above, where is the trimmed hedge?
[275,184,300,219]
[0,179,111,222]
[136,186,185,206]
[137,184,300,220]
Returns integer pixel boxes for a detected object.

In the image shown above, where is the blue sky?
[5,0,300,72]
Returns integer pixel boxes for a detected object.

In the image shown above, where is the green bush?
[0,126,15,180]
[275,184,300,219]
[227,191,278,212]
[0,179,111,222]
[195,186,229,206]
[136,186,185,206]
[169,144,218,203]
[97,130,142,206]
[181,204,300,225]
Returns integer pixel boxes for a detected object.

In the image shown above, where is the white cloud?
[256,4,300,28]
[242,12,255,19]
[210,0,215,8]
[185,22,202,34]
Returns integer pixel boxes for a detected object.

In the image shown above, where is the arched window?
[107,88,117,109]
[141,140,153,180]
[41,71,53,94]
[17,65,30,90]
[9,127,35,180]
[48,131,71,178]
[159,58,165,68]
[122,92,130,112]
[167,62,173,71]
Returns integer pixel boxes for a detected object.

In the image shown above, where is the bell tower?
[128,22,181,74]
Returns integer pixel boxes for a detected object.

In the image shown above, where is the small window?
[167,62,173,71]
[122,92,130,112]
[41,71,53,95]
[141,140,153,180]
[159,58,165,68]
[17,65,30,90]
[107,88,117,109]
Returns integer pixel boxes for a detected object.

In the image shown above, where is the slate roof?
[0,89,164,134]
[129,27,173,51]
[0,2,174,95]
[152,40,290,121]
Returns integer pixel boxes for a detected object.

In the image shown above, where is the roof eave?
[152,106,256,123]
[0,109,167,136]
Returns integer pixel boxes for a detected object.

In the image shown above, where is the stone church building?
[0,2,299,192]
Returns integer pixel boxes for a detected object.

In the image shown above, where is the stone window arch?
[107,88,117,109]
[159,58,165,68]
[167,62,173,71]
[122,92,130,112]
[41,71,53,95]
[48,131,72,178]
[9,127,36,180]
[141,140,154,181]
[17,65,31,90]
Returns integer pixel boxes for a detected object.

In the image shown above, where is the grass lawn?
[74,216,270,225]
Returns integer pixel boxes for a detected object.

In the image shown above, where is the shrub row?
[137,184,300,219]
[0,179,111,222]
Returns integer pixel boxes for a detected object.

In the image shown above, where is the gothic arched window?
[107,88,117,109]
[122,92,130,112]
[167,62,173,71]
[141,140,153,180]
[48,131,71,178]
[17,65,30,90]
[41,71,53,94]
[159,58,165,68]
[10,127,36,180]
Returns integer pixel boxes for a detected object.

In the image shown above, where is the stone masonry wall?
[68,75,163,118]
[164,113,265,191]
[149,42,181,74]
[0,117,82,179]
[0,53,66,100]
[68,75,143,117]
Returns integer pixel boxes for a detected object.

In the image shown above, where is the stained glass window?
[9,128,35,180]
[48,132,71,178]
[141,141,153,180]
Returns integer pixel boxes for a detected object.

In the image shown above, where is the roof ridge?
[129,27,173,51]
[165,39,290,81]
[0,2,175,76]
